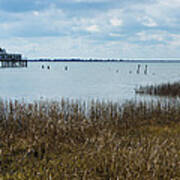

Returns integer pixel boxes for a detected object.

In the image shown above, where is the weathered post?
[136,64,141,74]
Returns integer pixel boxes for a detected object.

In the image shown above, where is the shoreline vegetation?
[135,81,180,97]
[1,97,180,179]
[28,59,180,63]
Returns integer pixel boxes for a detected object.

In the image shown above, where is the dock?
[0,48,27,68]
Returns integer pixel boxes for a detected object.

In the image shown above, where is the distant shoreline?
[28,59,180,63]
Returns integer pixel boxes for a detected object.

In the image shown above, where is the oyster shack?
[0,48,27,68]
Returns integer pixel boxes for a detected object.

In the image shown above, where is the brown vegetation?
[0,99,180,179]
[135,81,180,97]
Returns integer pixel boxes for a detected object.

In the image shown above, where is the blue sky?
[0,0,180,59]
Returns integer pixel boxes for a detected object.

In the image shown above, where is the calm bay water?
[0,62,180,102]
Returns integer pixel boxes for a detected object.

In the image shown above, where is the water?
[0,62,180,102]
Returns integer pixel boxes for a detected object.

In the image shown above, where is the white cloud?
[110,18,123,27]
[33,11,40,16]
[1,0,180,59]
[72,0,108,2]
[86,25,100,32]
[159,0,180,8]
[169,34,180,47]
[109,33,124,37]
[0,7,71,38]
[136,31,168,42]
[1,33,180,60]
[139,16,158,27]
[135,0,180,27]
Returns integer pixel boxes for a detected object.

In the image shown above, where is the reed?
[135,81,180,97]
[0,99,180,179]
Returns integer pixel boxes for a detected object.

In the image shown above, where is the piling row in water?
[41,65,68,71]
[136,64,148,74]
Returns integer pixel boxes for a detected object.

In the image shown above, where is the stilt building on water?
[0,48,27,68]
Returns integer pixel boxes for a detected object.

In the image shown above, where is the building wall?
[0,53,22,61]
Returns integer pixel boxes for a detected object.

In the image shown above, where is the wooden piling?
[136,64,141,74]
[144,65,148,75]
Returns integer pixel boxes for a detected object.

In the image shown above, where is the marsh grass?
[135,81,180,97]
[0,99,180,179]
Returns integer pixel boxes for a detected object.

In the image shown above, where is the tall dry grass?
[135,81,180,97]
[0,99,180,179]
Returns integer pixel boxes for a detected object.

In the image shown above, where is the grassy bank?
[135,81,180,97]
[0,99,180,179]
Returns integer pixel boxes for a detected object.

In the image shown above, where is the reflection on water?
[0,62,180,102]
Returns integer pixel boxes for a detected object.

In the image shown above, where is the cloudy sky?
[0,0,180,59]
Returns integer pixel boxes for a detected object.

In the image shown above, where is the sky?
[0,0,180,59]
